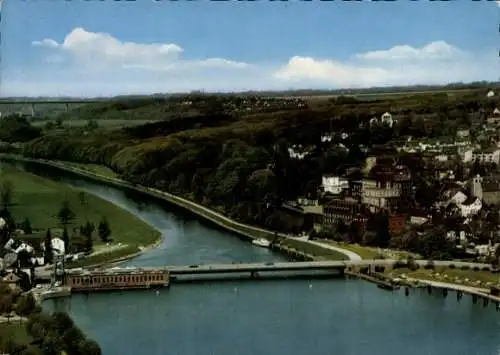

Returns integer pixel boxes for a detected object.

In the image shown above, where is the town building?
[322,198,368,234]
[2,272,21,291]
[473,147,500,165]
[322,175,349,195]
[388,214,406,236]
[65,268,170,291]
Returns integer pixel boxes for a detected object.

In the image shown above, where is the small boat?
[252,238,271,248]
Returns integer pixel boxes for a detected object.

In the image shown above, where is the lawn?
[64,162,118,179]
[32,119,159,130]
[389,266,500,288]
[280,238,348,260]
[318,240,420,260]
[0,323,32,345]
[0,165,161,260]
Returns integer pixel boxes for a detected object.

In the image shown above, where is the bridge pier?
[338,268,345,277]
[405,287,410,296]
[65,103,69,112]
[442,289,448,298]
[483,298,489,308]
[427,285,432,294]
[31,103,35,117]
[456,291,463,301]
[472,294,478,304]
[250,271,258,279]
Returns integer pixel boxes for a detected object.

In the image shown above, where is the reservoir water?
[13,164,500,355]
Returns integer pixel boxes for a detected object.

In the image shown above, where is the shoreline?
[3,154,499,293]
[73,235,165,269]
[1,154,357,263]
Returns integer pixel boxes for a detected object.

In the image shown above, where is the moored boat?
[252,238,271,248]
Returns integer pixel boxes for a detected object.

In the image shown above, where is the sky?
[0,0,499,97]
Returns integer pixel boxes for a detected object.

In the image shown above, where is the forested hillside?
[10,89,499,232]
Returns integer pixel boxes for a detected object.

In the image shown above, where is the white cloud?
[355,41,460,61]
[12,33,497,97]
[274,42,496,89]
[32,38,59,49]
[32,27,248,71]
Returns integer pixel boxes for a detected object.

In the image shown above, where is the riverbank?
[0,161,161,267]
[0,154,354,261]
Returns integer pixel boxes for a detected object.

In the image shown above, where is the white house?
[487,90,495,98]
[380,112,394,127]
[51,237,65,255]
[321,176,349,195]
[287,145,313,160]
[31,256,44,266]
[14,242,34,254]
[460,198,482,217]
[0,217,5,230]
[321,134,333,143]
[450,191,467,205]
[434,154,449,162]
[4,238,15,251]
[458,148,474,163]
[473,148,500,165]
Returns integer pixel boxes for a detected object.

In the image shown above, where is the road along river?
[13,162,500,355]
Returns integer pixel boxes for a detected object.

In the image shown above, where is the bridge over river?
[36,259,492,282]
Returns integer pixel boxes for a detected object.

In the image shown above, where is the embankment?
[0,154,351,261]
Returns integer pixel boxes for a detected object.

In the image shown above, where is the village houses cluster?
[283,97,500,261]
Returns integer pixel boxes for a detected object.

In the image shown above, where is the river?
[12,163,500,355]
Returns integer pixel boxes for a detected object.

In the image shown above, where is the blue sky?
[1,0,499,97]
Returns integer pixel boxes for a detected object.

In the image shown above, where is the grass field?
[317,240,419,260]
[0,323,32,345]
[280,238,348,260]
[389,266,500,288]
[0,165,161,262]
[64,162,118,179]
[31,119,159,130]
[279,88,478,103]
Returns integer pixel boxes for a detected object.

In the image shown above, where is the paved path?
[0,315,27,324]
[410,278,490,295]
[303,240,362,261]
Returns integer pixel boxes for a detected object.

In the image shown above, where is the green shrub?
[424,261,435,270]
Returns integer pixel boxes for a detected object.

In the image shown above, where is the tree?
[62,228,70,253]
[44,229,53,264]
[492,245,500,268]
[348,222,361,243]
[0,180,13,210]
[15,293,38,316]
[78,192,87,206]
[57,201,75,229]
[78,339,102,355]
[98,217,111,243]
[82,224,94,254]
[21,218,32,235]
